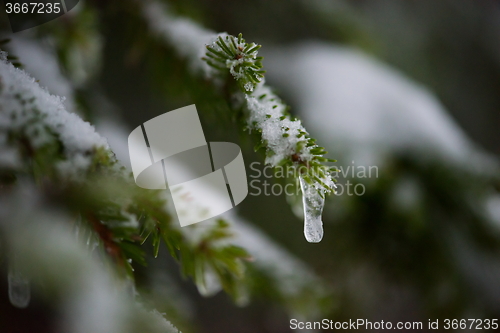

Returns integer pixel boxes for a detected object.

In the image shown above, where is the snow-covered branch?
[142,1,336,195]
[0,51,110,177]
[0,45,328,319]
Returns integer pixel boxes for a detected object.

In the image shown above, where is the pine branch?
[0,39,23,68]
[143,0,336,197]
[0,52,250,303]
[138,0,334,311]
[0,28,331,317]
[204,34,337,194]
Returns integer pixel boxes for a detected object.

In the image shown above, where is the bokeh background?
[1,0,500,332]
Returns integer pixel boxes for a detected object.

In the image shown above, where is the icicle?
[8,264,30,308]
[299,175,324,243]
[196,264,222,297]
[86,231,92,247]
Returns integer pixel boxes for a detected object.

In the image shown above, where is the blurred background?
[1,0,500,332]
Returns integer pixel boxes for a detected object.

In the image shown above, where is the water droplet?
[8,266,30,308]
[299,175,324,243]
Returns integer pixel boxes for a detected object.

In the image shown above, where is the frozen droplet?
[299,175,324,243]
[8,266,30,308]
[196,265,222,297]
[73,214,82,238]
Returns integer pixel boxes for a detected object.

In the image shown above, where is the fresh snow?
[8,36,77,113]
[0,54,109,177]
